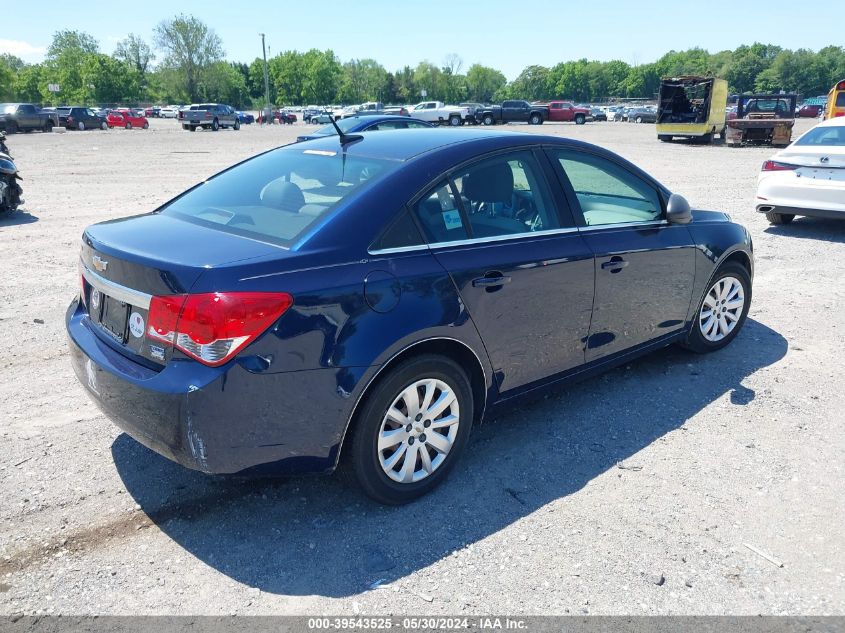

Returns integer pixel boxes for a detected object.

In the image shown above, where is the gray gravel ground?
[0,117,843,616]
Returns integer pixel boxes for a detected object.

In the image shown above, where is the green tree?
[413,62,443,102]
[270,50,305,105]
[154,15,224,102]
[114,34,154,76]
[506,65,551,101]
[13,64,44,102]
[40,29,101,104]
[81,54,141,104]
[465,64,506,103]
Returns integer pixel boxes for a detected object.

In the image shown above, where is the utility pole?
[260,33,271,124]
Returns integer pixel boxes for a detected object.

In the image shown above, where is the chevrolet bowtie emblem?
[92,255,108,272]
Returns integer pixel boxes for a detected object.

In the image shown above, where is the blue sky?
[4,0,844,80]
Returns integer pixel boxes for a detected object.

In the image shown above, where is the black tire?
[658,135,672,142]
[234,119,240,130]
[719,126,726,141]
[529,113,541,125]
[43,121,53,133]
[574,114,585,125]
[765,211,795,225]
[125,122,132,130]
[6,121,18,134]
[143,122,149,129]
[211,118,219,131]
[101,121,108,130]
[482,114,494,126]
[635,116,643,124]
[682,262,752,354]
[448,114,461,126]
[349,354,474,505]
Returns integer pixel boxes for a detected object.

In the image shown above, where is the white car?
[159,107,178,119]
[756,117,845,224]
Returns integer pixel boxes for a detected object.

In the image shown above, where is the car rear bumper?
[756,204,845,219]
[757,173,845,216]
[66,298,357,476]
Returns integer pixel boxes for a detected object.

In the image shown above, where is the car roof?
[817,117,845,128]
[290,128,599,162]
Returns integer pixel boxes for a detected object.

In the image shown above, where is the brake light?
[205,111,212,119]
[837,81,845,90]
[147,292,293,366]
[762,160,798,172]
[835,112,845,118]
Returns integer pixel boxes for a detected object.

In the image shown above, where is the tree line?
[1,19,844,107]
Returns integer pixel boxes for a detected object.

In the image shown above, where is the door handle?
[601,258,628,272]
[472,275,512,288]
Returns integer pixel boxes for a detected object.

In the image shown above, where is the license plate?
[100,294,129,343]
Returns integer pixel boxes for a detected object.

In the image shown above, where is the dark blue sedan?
[67,129,753,504]
[296,114,433,142]
[235,111,255,125]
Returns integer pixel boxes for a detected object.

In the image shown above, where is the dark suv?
[56,107,108,131]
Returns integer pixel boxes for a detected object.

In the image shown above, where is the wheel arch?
[332,337,489,470]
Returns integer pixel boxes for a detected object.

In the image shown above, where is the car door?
[411,149,595,393]
[17,105,35,128]
[548,148,696,362]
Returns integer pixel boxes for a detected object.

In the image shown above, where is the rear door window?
[412,181,468,243]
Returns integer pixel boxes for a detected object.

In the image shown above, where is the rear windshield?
[159,146,401,247]
[794,125,845,146]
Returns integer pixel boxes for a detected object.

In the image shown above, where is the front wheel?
[635,116,643,124]
[100,121,108,130]
[349,355,473,505]
[529,113,541,125]
[683,263,751,353]
[574,114,585,125]
[658,135,672,142]
[43,121,53,133]
[78,121,86,131]
[143,122,149,129]
[765,211,795,225]
[125,122,132,130]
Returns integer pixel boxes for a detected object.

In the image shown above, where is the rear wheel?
[78,121,86,131]
[765,211,795,225]
[234,119,240,130]
[658,135,672,142]
[100,121,108,130]
[448,114,461,126]
[211,118,219,131]
[349,355,473,505]
[635,116,643,124]
[143,122,149,129]
[125,122,132,130]
[43,121,53,133]
[482,114,494,126]
[683,262,751,353]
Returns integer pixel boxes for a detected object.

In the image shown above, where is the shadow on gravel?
[0,211,38,226]
[765,217,845,244]
[113,318,787,597]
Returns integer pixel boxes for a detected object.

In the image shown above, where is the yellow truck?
[656,76,728,143]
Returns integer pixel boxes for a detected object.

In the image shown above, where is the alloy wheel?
[377,378,460,484]
[699,276,744,342]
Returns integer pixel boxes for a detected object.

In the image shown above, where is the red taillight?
[835,112,845,118]
[837,81,845,90]
[205,111,212,119]
[67,116,74,124]
[762,160,798,172]
[147,292,293,366]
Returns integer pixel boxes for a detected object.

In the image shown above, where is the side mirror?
[666,193,692,225]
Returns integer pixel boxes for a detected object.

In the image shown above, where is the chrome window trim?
[81,264,153,309]
[368,244,431,256]
[578,219,669,232]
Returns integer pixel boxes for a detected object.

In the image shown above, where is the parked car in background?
[590,107,607,122]
[542,101,590,124]
[383,106,410,116]
[0,103,58,133]
[410,101,472,126]
[460,103,485,124]
[310,111,334,124]
[159,107,178,119]
[657,76,728,143]
[144,106,161,118]
[274,110,297,124]
[797,104,822,118]
[480,100,548,125]
[179,104,240,131]
[235,111,255,124]
[67,127,754,504]
[606,106,623,121]
[56,107,108,130]
[755,117,845,225]
[628,106,657,123]
[296,114,433,142]
[106,109,149,129]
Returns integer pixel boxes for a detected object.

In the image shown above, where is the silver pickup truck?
[178,103,240,131]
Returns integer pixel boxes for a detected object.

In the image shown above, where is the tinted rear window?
[794,125,845,146]
[159,147,401,247]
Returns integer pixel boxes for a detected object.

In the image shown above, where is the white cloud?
[0,39,47,62]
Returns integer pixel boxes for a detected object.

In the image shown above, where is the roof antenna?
[329,115,363,146]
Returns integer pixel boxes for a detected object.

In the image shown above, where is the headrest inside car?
[260,180,305,213]
[463,162,514,203]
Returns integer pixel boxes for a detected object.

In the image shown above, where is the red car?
[106,109,149,129]
[544,101,591,124]
[797,104,822,118]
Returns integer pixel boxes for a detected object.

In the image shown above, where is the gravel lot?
[1,116,843,616]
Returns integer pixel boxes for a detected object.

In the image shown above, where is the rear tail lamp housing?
[762,160,798,172]
[147,292,293,366]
